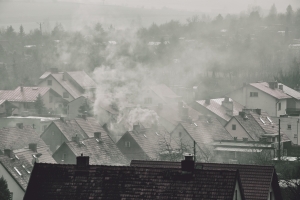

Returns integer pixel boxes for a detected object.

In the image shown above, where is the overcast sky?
[76,0,300,13]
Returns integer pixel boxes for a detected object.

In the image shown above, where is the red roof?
[24,162,241,200]
[130,160,282,200]
[0,87,50,102]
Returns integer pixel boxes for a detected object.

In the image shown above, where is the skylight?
[14,167,22,176]
[144,134,147,138]
[194,123,198,127]
[15,155,19,160]
[260,117,265,125]
[155,132,159,136]
[267,116,273,124]
[22,165,31,174]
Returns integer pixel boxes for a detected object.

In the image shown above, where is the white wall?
[0,164,25,200]
[225,118,252,140]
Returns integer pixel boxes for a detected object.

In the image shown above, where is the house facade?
[228,82,300,117]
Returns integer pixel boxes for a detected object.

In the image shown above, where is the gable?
[225,117,252,140]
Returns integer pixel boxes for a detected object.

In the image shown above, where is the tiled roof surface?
[0,126,46,150]
[0,155,31,191]
[67,71,96,89]
[24,163,239,200]
[14,146,56,165]
[53,119,88,141]
[66,137,128,165]
[250,82,291,99]
[180,116,233,145]
[130,160,280,200]
[51,73,82,99]
[74,117,104,138]
[0,99,6,105]
[127,126,178,159]
[196,98,244,121]
[39,71,51,79]
[150,84,181,102]
[0,87,50,102]
[278,83,300,100]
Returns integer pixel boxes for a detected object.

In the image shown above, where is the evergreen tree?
[19,25,24,37]
[78,100,92,116]
[0,176,10,200]
[34,94,45,115]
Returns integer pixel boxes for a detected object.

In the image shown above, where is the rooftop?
[66,71,96,89]
[24,162,240,200]
[249,82,294,100]
[0,87,51,102]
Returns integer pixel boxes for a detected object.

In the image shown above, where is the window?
[63,92,69,98]
[9,192,13,200]
[278,102,281,111]
[288,124,291,130]
[47,80,52,86]
[294,134,298,138]
[49,95,53,103]
[232,124,236,130]
[62,153,67,161]
[250,92,258,97]
[144,97,152,104]
[125,141,130,148]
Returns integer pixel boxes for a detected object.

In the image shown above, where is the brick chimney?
[268,81,278,89]
[82,114,87,120]
[94,132,101,139]
[181,153,194,173]
[205,99,210,105]
[76,154,89,168]
[133,124,140,132]
[72,135,80,143]
[29,143,37,152]
[4,149,13,158]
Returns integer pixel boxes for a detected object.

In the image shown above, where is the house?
[116,124,177,161]
[131,160,283,200]
[171,115,233,162]
[40,116,107,153]
[140,84,181,105]
[192,97,244,126]
[52,133,128,165]
[213,139,275,164]
[0,86,65,116]
[0,115,59,135]
[225,109,289,143]
[228,81,300,117]
[0,144,55,200]
[23,155,245,200]
[38,68,96,101]
[0,125,45,154]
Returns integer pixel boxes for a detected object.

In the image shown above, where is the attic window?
[14,167,22,176]
[267,117,273,124]
[260,117,265,125]
[288,125,292,130]
[22,165,31,174]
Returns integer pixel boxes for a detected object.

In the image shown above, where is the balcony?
[286,108,300,116]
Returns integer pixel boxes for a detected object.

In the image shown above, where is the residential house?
[67,96,95,119]
[52,133,128,165]
[131,160,283,200]
[0,115,59,135]
[38,68,96,102]
[171,115,233,162]
[0,86,65,116]
[0,125,45,154]
[40,117,106,153]
[228,81,300,117]
[24,155,245,200]
[192,97,244,126]
[116,124,177,161]
[0,144,55,200]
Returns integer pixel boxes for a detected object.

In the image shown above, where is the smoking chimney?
[94,132,101,139]
[29,143,37,152]
[4,149,13,158]
[76,154,89,168]
[222,97,233,116]
[256,109,261,115]
[181,153,195,173]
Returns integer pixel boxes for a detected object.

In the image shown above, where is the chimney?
[268,81,278,89]
[239,112,246,118]
[62,73,66,81]
[222,97,233,116]
[94,132,101,139]
[60,117,65,122]
[72,135,80,143]
[76,154,89,168]
[29,143,37,152]
[16,123,23,129]
[133,124,140,132]
[181,153,194,172]
[205,99,210,105]
[256,109,261,115]
[4,149,13,158]
[181,107,189,120]
[20,86,24,92]
[279,85,283,90]
[82,114,87,120]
